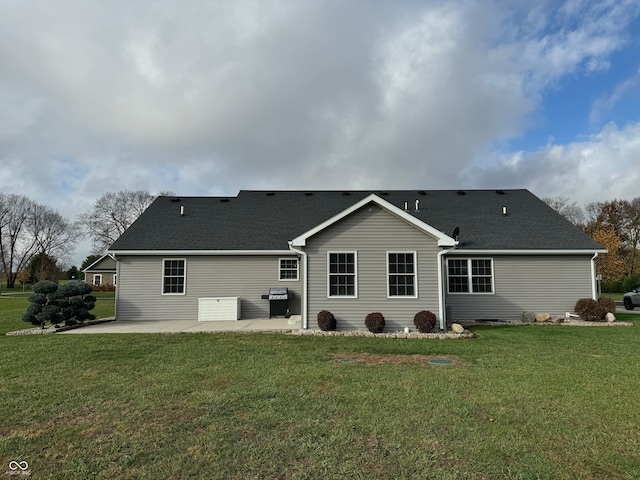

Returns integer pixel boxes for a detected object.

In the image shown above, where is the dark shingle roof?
[108,190,603,252]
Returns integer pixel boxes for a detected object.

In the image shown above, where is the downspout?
[437,249,447,331]
[288,243,308,329]
[591,252,599,300]
[112,254,119,320]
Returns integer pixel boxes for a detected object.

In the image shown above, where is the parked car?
[623,287,640,310]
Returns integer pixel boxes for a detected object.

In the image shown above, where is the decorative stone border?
[5,317,116,336]
[289,328,474,339]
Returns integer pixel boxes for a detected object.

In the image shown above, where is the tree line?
[0,190,167,289]
[543,196,640,291]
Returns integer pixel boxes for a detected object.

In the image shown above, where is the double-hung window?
[387,252,417,297]
[163,258,186,294]
[279,258,299,281]
[447,258,493,293]
[328,252,357,297]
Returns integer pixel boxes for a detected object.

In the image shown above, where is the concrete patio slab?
[59,316,301,334]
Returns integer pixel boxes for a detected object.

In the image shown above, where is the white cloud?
[467,121,640,205]
[0,0,639,264]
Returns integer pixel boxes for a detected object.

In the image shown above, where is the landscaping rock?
[521,311,535,323]
[535,313,550,323]
[605,312,616,323]
[551,316,564,324]
[451,323,465,334]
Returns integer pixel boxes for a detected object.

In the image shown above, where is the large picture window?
[447,258,493,294]
[279,258,299,281]
[163,258,186,294]
[328,252,357,297]
[388,252,417,297]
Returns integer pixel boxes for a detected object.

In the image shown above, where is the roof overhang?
[108,250,297,256]
[289,193,457,247]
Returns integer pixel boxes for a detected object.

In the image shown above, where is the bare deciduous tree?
[542,196,585,226]
[0,194,75,288]
[77,190,168,253]
[0,194,38,288]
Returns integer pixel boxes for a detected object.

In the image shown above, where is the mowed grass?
[0,301,639,479]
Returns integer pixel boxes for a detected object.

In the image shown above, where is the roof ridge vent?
[266,192,275,196]
[457,190,466,195]
[496,190,505,195]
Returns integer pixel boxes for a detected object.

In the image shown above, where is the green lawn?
[1,301,639,479]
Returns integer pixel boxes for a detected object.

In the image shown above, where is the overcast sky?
[1,0,640,265]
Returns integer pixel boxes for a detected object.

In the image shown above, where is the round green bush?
[365,312,385,333]
[413,310,437,333]
[317,310,336,331]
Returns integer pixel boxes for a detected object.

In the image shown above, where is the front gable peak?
[289,193,457,248]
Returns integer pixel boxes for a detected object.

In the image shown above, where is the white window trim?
[161,258,187,295]
[93,274,102,286]
[386,251,418,299]
[447,258,494,295]
[278,257,299,281]
[327,251,358,298]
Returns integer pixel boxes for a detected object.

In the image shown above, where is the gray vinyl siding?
[446,255,593,321]
[305,203,441,331]
[116,255,301,321]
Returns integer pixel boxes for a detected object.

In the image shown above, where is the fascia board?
[290,193,456,247]
[108,250,297,256]
[444,249,608,255]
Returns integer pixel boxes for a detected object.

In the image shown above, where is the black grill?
[261,287,293,318]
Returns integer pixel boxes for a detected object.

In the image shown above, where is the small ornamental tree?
[59,281,96,325]
[414,310,437,333]
[23,280,96,328]
[23,280,64,328]
[365,312,385,333]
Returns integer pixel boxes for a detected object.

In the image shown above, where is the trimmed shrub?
[92,284,116,292]
[317,310,336,331]
[598,297,616,316]
[22,280,96,328]
[574,298,607,322]
[365,312,385,333]
[413,310,437,333]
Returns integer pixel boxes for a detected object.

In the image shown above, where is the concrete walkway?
[59,316,301,334]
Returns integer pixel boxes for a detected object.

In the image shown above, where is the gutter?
[288,242,308,329]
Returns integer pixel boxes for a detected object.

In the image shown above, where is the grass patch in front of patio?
[0,319,639,479]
